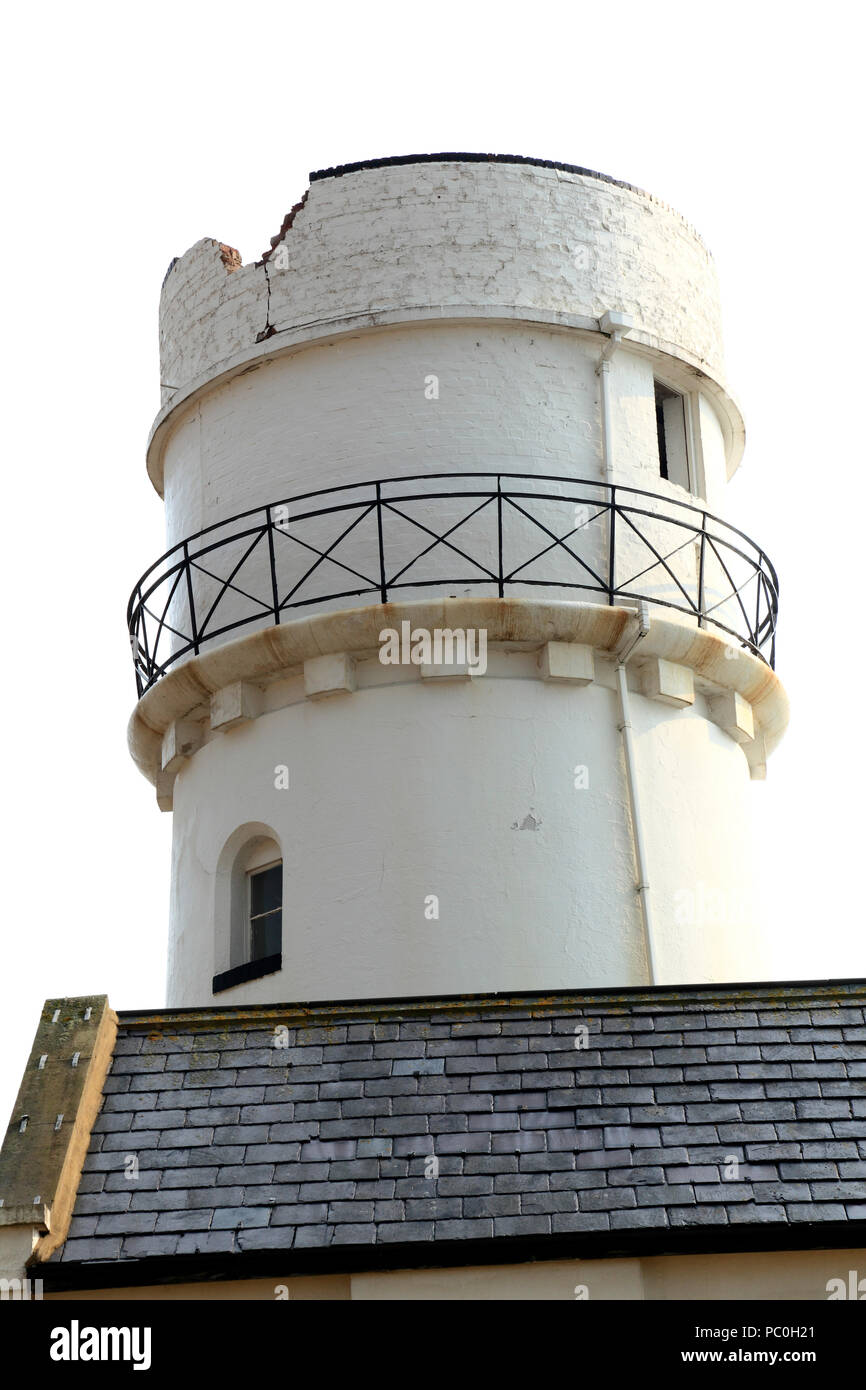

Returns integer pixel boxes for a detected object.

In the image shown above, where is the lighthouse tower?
[128,154,787,1009]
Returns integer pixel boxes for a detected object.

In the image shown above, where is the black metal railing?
[127,471,779,696]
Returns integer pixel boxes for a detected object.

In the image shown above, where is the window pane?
[655,381,689,491]
[250,863,282,916]
[655,382,670,480]
[662,394,689,490]
[251,910,281,961]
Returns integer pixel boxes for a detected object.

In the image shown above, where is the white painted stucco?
[161,323,732,544]
[166,651,767,1007]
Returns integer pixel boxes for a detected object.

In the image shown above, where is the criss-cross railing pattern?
[128,472,779,695]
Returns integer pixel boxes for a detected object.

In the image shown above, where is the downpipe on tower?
[597,310,659,984]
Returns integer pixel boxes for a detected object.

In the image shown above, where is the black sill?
[212,954,282,994]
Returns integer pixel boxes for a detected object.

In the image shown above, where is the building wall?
[161,323,731,550]
[150,160,740,675]
[44,1246,866,1300]
[167,654,764,1006]
[157,160,726,411]
[151,321,738,687]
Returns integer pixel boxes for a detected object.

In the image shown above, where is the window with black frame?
[248,861,282,961]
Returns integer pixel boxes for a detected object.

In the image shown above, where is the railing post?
[183,541,199,655]
[697,513,706,628]
[130,593,143,698]
[496,475,504,598]
[755,549,764,656]
[266,505,281,626]
[376,482,387,603]
[607,485,616,604]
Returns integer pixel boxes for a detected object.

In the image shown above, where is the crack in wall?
[256,259,275,343]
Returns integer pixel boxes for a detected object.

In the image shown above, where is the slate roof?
[43,980,866,1288]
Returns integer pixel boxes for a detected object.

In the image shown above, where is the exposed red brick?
[218,243,242,272]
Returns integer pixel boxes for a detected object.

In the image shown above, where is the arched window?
[213,828,283,993]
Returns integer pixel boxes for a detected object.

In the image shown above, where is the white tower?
[128,154,787,1008]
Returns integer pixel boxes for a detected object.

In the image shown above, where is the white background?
[1,1,863,1130]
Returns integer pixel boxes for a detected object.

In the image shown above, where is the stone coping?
[127,598,788,795]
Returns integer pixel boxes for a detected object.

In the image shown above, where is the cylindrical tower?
[128,154,788,1007]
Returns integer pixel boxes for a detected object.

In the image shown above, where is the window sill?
[212,953,282,994]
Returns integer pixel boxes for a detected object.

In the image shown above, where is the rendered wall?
[166,658,763,1006]
[44,1246,866,1300]
[161,325,732,546]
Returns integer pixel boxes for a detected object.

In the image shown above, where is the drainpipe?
[596,310,634,484]
[595,310,655,979]
[615,602,659,985]
[594,314,656,984]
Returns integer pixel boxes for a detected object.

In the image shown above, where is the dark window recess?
[212,953,281,995]
[655,382,670,479]
[654,381,690,490]
[250,863,282,961]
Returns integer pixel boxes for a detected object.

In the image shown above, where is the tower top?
[306,151,709,241]
[150,153,737,495]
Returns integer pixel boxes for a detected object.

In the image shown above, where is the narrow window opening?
[654,381,690,491]
[248,860,282,962]
[213,830,283,994]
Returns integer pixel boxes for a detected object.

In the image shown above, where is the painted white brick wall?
[158,160,725,405]
[163,324,607,542]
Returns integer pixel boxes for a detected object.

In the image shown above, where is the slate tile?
[435,1218,494,1239]
[377,1222,434,1242]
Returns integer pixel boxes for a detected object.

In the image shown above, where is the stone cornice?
[127,598,788,805]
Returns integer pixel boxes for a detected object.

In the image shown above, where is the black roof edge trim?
[309,153,644,196]
[36,1219,866,1294]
